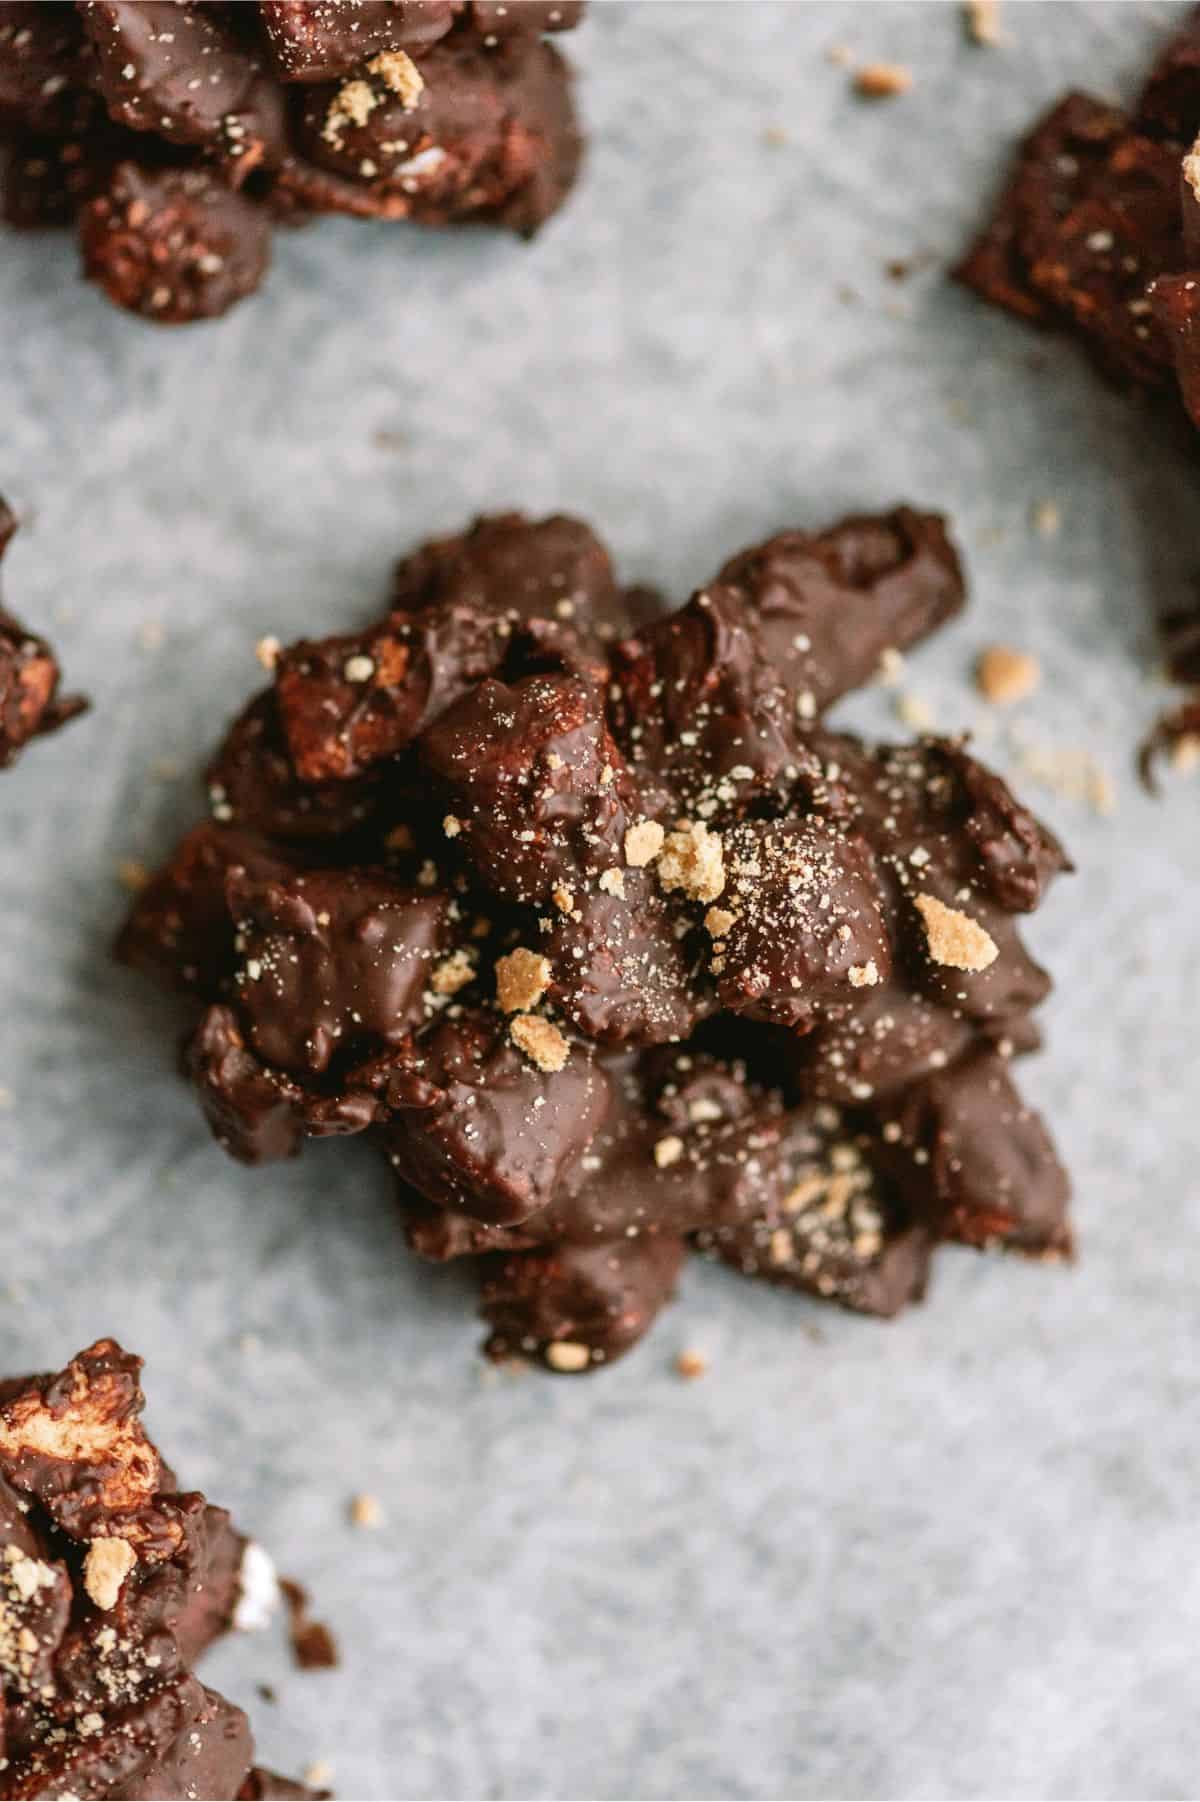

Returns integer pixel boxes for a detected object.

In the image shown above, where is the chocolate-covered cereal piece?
[0,1339,310,1798]
[120,507,1071,1372]
[957,7,1200,418]
[0,496,85,768]
[1,0,584,320]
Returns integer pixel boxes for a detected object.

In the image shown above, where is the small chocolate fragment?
[120,508,1071,1373]
[80,160,271,324]
[0,1338,311,1799]
[0,496,85,768]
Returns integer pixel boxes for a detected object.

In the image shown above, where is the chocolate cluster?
[0,1338,310,1799]
[0,1,583,323]
[118,507,1073,1373]
[957,5,1200,428]
[0,497,84,770]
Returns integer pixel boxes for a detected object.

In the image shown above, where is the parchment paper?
[2,6,1199,1797]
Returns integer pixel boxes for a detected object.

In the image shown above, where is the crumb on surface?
[349,1493,382,1529]
[304,1761,334,1788]
[255,635,281,672]
[83,1537,136,1612]
[510,1012,569,1073]
[495,946,550,1013]
[964,0,1007,47]
[368,48,424,109]
[895,692,934,731]
[657,820,725,904]
[1032,499,1061,537]
[654,1134,685,1169]
[849,960,880,988]
[914,892,999,972]
[1170,731,1200,773]
[854,62,913,98]
[430,948,475,997]
[675,1349,708,1380]
[624,819,665,867]
[545,1340,590,1372]
[976,644,1041,706]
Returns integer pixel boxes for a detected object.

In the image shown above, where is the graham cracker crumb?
[658,820,726,904]
[510,1013,569,1073]
[763,124,790,148]
[654,1134,685,1169]
[1032,498,1061,537]
[368,48,424,110]
[552,884,575,915]
[964,0,1007,46]
[914,892,998,972]
[1009,731,1117,815]
[675,1350,708,1380]
[854,62,913,98]
[895,692,934,731]
[322,77,378,148]
[349,1493,382,1529]
[442,814,462,838]
[848,960,880,988]
[1169,731,1200,773]
[430,948,475,997]
[624,819,665,867]
[545,1341,590,1372]
[83,1537,136,1612]
[116,858,148,893]
[704,905,736,938]
[826,43,853,67]
[495,947,551,1013]
[255,634,281,671]
[769,1226,794,1265]
[304,1762,334,1788]
[598,866,626,898]
[976,644,1041,706]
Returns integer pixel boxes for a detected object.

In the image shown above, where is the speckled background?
[2,4,1199,1797]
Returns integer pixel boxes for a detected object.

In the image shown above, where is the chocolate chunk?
[282,32,580,235]
[120,509,1071,1372]
[480,1233,686,1372]
[0,496,85,768]
[700,1105,935,1318]
[80,160,272,324]
[1,0,585,320]
[880,1050,1072,1257]
[0,1339,312,1799]
[717,507,965,714]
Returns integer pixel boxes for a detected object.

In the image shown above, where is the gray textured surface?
[1,4,1199,1797]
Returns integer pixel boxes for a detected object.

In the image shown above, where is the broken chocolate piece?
[0,496,85,769]
[0,1338,310,1799]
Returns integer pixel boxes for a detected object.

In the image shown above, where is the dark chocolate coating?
[119,509,1071,1372]
[1,0,584,320]
[0,1340,312,1800]
[0,497,85,769]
